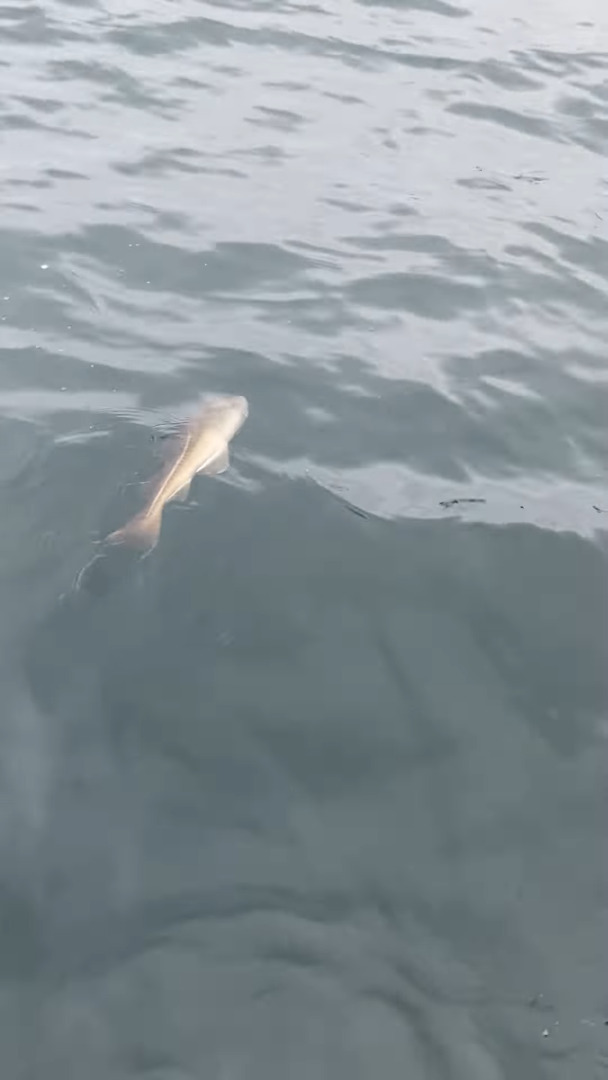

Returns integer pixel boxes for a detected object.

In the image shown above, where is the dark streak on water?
[0,1,607,1077]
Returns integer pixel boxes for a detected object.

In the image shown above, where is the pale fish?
[105,394,248,551]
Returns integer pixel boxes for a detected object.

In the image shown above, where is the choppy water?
[0,1,607,1077]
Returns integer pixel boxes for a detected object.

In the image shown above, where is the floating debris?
[513,173,547,183]
[439,498,487,509]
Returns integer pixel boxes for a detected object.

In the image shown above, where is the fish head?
[198,393,249,437]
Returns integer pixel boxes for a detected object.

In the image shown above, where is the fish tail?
[104,510,162,551]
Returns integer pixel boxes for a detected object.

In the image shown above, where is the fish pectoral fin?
[200,445,229,476]
[173,480,192,502]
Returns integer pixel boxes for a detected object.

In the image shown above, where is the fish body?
[105,394,248,551]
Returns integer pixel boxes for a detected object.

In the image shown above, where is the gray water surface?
[0,1,607,1077]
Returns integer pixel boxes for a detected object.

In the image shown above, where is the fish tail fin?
[104,510,161,552]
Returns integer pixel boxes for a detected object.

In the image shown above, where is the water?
[0,0,606,1076]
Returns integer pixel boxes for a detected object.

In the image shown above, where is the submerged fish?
[105,394,248,551]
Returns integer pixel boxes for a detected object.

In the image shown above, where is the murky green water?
[0,1,606,1076]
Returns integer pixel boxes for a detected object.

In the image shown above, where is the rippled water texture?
[0,1,607,1077]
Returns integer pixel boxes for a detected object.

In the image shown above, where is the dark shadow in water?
[73,544,143,599]
[13,475,608,1076]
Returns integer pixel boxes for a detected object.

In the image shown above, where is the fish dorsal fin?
[173,480,191,502]
[200,445,229,476]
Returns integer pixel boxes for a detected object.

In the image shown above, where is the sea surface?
[0,1,607,1077]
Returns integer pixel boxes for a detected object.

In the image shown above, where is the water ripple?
[1,0,606,1075]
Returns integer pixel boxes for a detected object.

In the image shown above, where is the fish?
[105,393,248,551]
